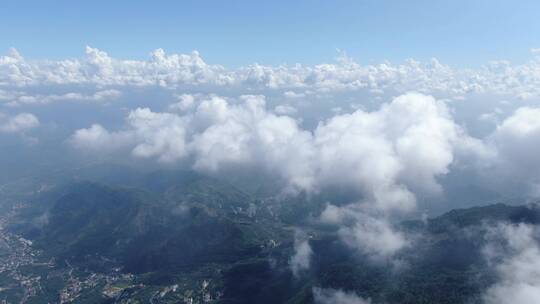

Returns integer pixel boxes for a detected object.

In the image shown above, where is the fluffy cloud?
[168,94,198,112]
[0,89,121,106]
[63,85,540,264]
[127,108,189,162]
[486,107,540,194]
[274,104,298,115]
[289,230,313,277]
[0,47,231,87]
[3,47,540,99]
[313,287,372,304]
[71,92,478,258]
[70,108,188,162]
[320,204,409,259]
[189,95,315,190]
[69,124,133,154]
[311,93,479,259]
[313,93,468,211]
[71,93,470,198]
[482,222,540,304]
[0,112,39,133]
[72,94,315,189]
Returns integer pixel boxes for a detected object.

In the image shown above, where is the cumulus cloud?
[1,89,121,106]
[189,95,314,188]
[3,47,540,100]
[70,92,482,258]
[313,93,469,211]
[70,108,188,162]
[0,47,231,88]
[0,112,39,133]
[127,108,190,162]
[311,93,485,260]
[479,107,504,123]
[485,107,540,195]
[72,94,315,190]
[313,287,372,304]
[482,222,540,304]
[71,92,472,198]
[168,94,198,112]
[289,230,313,277]
[320,204,409,259]
[69,124,133,154]
[274,104,298,115]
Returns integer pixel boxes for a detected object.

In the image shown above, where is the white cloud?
[486,107,540,195]
[308,93,482,259]
[0,47,231,88]
[3,47,540,100]
[169,94,197,112]
[313,287,372,304]
[71,92,478,258]
[189,95,316,192]
[289,230,313,277]
[69,124,133,154]
[283,91,306,99]
[71,92,471,200]
[479,107,503,123]
[274,104,298,115]
[1,89,121,106]
[320,204,409,259]
[483,223,540,304]
[128,108,189,162]
[0,112,40,133]
[70,108,188,162]
[313,93,467,211]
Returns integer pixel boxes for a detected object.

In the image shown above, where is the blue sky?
[1,0,540,67]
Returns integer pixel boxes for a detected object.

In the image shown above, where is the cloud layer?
[0,112,39,133]
[70,92,472,201]
[70,92,484,261]
[2,47,540,98]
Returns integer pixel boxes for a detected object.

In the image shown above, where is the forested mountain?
[1,169,538,303]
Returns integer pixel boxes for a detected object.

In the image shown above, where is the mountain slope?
[6,172,540,304]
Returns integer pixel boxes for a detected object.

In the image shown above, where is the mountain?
[2,171,540,303]
[25,181,274,274]
[306,203,540,304]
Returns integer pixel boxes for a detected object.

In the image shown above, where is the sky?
[3,3,540,300]
[2,0,540,67]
